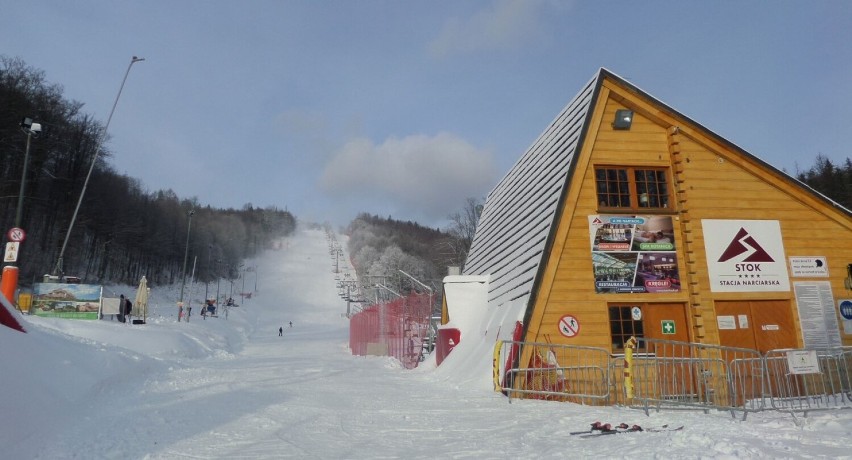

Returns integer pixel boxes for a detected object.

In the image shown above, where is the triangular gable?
[463,67,851,341]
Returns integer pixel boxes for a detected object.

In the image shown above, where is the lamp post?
[374,282,402,350]
[178,209,194,322]
[240,264,246,303]
[53,56,144,276]
[0,118,42,306]
[215,258,221,315]
[398,269,435,363]
[15,117,41,228]
[205,244,212,303]
[398,268,434,316]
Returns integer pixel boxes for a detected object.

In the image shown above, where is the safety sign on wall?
[661,320,676,335]
[4,242,19,262]
[840,299,852,335]
[558,314,580,338]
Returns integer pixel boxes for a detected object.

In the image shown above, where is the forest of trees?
[345,213,454,296]
[1,56,296,288]
[796,154,852,210]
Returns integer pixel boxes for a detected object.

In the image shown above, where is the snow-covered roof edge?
[443,275,490,285]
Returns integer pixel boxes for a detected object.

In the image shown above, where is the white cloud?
[319,133,496,224]
[428,0,556,58]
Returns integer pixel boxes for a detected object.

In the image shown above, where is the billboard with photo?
[588,215,681,294]
[32,283,103,320]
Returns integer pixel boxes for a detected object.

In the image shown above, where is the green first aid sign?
[662,320,676,335]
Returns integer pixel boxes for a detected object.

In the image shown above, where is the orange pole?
[1,266,19,306]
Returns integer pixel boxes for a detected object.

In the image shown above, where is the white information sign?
[701,220,790,292]
[738,314,749,329]
[786,350,820,375]
[4,242,19,262]
[717,315,737,330]
[101,297,121,315]
[794,282,842,348]
[789,257,829,277]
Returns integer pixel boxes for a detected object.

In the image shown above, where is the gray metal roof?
[462,70,602,310]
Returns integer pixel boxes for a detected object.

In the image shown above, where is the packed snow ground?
[2,227,851,459]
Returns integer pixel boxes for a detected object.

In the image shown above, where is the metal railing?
[494,337,852,420]
[625,338,767,419]
[764,347,852,416]
[496,341,611,405]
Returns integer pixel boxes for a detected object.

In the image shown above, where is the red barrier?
[435,328,460,366]
[0,270,26,333]
[0,266,18,310]
[349,292,431,369]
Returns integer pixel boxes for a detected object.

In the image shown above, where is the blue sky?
[3,1,850,228]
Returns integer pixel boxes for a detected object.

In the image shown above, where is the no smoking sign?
[558,314,580,338]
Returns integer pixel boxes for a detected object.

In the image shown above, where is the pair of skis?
[570,421,683,438]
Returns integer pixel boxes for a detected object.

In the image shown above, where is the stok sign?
[702,220,790,293]
[718,227,775,262]
[718,227,775,274]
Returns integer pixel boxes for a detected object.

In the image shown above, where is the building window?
[596,167,670,211]
[609,305,643,352]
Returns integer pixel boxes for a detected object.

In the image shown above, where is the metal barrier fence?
[494,337,852,419]
[764,347,852,416]
[349,293,431,369]
[626,338,767,419]
[496,341,612,405]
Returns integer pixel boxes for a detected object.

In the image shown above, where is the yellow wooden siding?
[525,79,852,351]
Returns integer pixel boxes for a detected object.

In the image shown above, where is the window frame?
[608,304,644,353]
[595,165,673,213]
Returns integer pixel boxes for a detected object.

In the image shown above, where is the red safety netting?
[349,292,432,369]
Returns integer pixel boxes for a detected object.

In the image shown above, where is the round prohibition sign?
[7,227,25,243]
[558,314,580,338]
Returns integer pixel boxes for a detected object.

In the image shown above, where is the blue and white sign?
[840,299,852,335]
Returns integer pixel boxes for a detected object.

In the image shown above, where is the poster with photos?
[589,215,681,294]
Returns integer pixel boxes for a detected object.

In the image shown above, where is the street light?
[53,56,145,276]
[399,268,434,312]
[16,117,42,228]
[0,118,43,306]
[178,209,194,322]
[398,269,435,363]
[374,282,402,350]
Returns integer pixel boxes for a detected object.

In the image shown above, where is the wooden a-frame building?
[460,68,852,359]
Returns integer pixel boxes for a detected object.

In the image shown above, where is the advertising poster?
[701,220,790,292]
[32,283,103,320]
[588,215,681,294]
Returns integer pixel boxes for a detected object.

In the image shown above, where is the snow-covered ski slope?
[2,227,851,459]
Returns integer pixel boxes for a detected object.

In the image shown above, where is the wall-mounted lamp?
[613,109,633,130]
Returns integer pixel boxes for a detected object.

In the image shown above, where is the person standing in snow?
[279,327,283,336]
[289,321,293,328]
[118,295,127,323]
